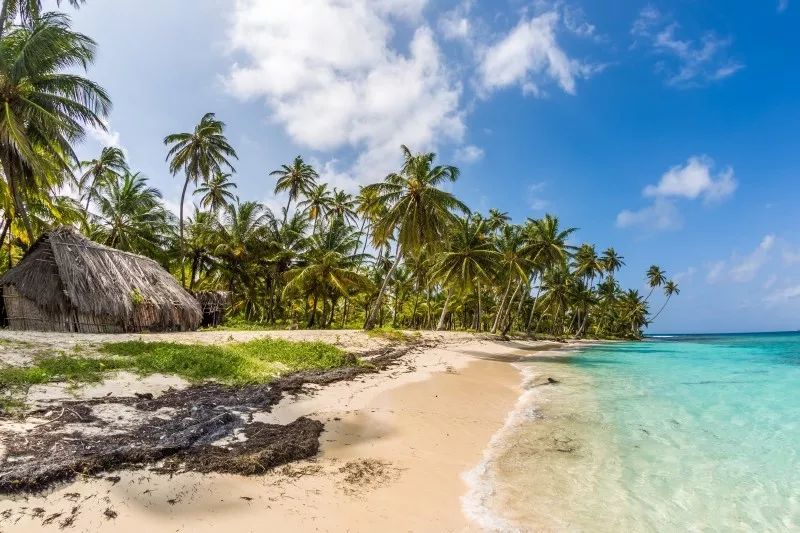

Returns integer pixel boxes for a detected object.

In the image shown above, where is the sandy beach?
[0,332,580,532]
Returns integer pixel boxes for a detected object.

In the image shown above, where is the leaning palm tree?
[328,188,358,226]
[164,112,237,286]
[77,146,127,213]
[0,12,110,242]
[194,172,237,213]
[650,280,679,323]
[491,224,529,333]
[361,145,468,330]
[645,265,667,302]
[270,155,318,224]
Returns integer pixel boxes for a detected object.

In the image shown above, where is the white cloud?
[729,235,775,282]
[86,119,127,157]
[643,156,736,203]
[527,181,549,211]
[706,260,726,284]
[478,10,600,96]
[707,235,776,284]
[225,0,464,184]
[631,7,743,87]
[764,284,800,305]
[439,1,472,41]
[616,198,681,231]
[674,266,696,283]
[617,156,735,232]
[454,144,484,163]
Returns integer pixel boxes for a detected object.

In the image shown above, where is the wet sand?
[0,338,580,532]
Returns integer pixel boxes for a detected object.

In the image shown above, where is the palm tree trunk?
[364,245,402,330]
[492,275,514,333]
[650,295,672,323]
[476,281,482,331]
[0,1,10,39]
[283,196,292,225]
[526,279,543,334]
[308,294,318,328]
[436,290,452,331]
[178,177,190,287]
[501,281,522,335]
[0,216,10,255]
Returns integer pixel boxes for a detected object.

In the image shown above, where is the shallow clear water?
[483,333,800,531]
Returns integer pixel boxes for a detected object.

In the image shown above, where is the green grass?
[365,327,415,343]
[0,338,354,392]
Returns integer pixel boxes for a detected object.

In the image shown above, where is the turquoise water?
[568,333,800,531]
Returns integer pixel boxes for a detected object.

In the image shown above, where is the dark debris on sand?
[0,342,427,495]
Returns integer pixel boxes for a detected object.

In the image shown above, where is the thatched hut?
[0,226,201,333]
[193,291,231,328]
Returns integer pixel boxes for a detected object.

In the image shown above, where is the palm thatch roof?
[0,226,201,331]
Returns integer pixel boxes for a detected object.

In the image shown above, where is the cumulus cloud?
[454,144,484,163]
[478,10,601,96]
[643,156,736,203]
[439,1,472,41]
[631,6,743,87]
[225,0,464,183]
[617,156,735,232]
[85,119,127,157]
[616,198,682,231]
[707,235,776,284]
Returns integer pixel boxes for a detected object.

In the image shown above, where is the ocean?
[464,333,800,531]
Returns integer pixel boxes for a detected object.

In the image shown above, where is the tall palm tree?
[297,183,334,233]
[645,265,667,302]
[523,215,577,333]
[486,208,511,233]
[433,216,498,331]
[195,172,237,213]
[620,289,649,337]
[0,12,110,242]
[77,146,127,213]
[329,188,358,226]
[164,112,237,286]
[270,155,318,224]
[600,247,625,279]
[361,145,467,330]
[94,171,171,256]
[650,280,680,323]
[491,224,529,333]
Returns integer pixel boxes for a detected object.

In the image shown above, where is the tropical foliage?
[0,3,678,339]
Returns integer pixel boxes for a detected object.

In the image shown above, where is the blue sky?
[51,0,800,333]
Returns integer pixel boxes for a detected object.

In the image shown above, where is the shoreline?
[0,334,594,531]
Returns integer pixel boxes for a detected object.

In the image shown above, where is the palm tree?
[164,112,237,286]
[0,0,85,35]
[0,12,110,242]
[77,146,127,213]
[600,247,625,279]
[650,280,679,323]
[284,219,371,327]
[491,224,529,333]
[645,265,667,301]
[486,208,511,233]
[195,172,237,213]
[361,145,467,330]
[329,188,358,226]
[620,289,649,337]
[270,156,318,224]
[523,215,577,333]
[433,216,498,331]
[297,183,334,233]
[94,171,171,256]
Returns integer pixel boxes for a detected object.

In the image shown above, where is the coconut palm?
[433,216,498,331]
[600,247,625,279]
[195,172,237,213]
[491,224,529,333]
[645,265,667,301]
[270,156,318,224]
[361,145,467,329]
[77,146,127,213]
[329,188,358,226]
[486,208,511,233]
[620,289,649,337]
[0,12,110,242]
[523,215,577,333]
[94,171,171,256]
[650,280,680,323]
[297,183,334,233]
[164,112,237,286]
[0,0,86,35]
[284,219,371,327]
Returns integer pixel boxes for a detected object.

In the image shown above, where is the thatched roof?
[0,226,201,330]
